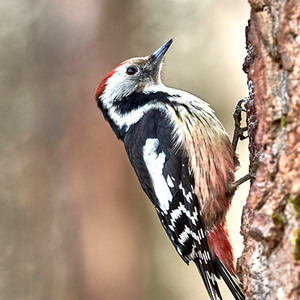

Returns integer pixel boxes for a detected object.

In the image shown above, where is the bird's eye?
[126,66,138,75]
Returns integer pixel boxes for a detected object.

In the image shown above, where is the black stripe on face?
[115,92,180,115]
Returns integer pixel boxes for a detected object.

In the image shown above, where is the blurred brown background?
[0,1,249,299]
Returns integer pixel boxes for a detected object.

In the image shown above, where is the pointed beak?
[148,39,173,66]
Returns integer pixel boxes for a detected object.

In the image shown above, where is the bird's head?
[95,39,173,109]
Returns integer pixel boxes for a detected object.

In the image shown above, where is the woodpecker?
[95,39,245,300]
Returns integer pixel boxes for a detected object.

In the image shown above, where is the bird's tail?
[194,259,223,300]
[214,255,245,300]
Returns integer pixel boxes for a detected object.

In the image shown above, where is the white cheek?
[102,69,135,108]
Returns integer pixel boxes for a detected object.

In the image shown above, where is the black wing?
[123,109,222,300]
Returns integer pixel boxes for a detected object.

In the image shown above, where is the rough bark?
[237,0,300,299]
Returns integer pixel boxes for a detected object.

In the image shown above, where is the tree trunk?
[238,0,300,299]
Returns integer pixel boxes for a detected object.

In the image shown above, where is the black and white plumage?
[125,109,221,299]
[95,39,245,300]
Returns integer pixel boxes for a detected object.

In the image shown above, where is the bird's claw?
[232,99,248,152]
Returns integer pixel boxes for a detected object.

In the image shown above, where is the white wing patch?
[143,138,172,211]
[179,183,193,203]
[169,202,199,227]
[167,175,174,187]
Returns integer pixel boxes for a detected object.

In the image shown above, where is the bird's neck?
[99,89,171,140]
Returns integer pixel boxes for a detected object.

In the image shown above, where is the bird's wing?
[124,109,222,300]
